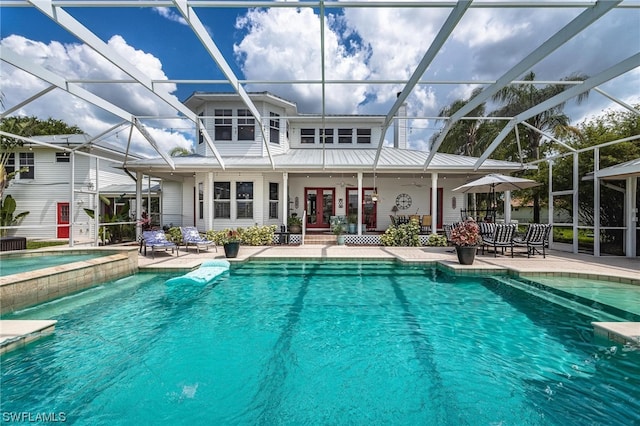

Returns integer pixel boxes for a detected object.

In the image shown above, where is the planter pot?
[336,235,346,245]
[288,224,302,234]
[223,242,240,258]
[455,245,477,265]
[348,223,357,234]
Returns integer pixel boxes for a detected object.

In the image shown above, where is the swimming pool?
[1,261,638,425]
[0,253,106,277]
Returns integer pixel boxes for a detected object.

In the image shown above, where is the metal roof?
[594,157,640,180]
[124,147,527,173]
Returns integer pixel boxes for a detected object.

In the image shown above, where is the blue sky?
[1,2,639,157]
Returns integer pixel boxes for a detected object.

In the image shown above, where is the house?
[122,92,530,242]
[2,134,147,242]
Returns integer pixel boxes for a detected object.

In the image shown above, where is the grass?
[26,241,69,250]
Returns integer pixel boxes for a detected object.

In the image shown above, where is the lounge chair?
[140,230,178,258]
[482,223,516,257]
[514,223,551,258]
[180,226,217,254]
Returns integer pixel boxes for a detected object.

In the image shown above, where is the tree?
[490,71,589,222]
[1,116,83,198]
[169,146,194,157]
[432,87,491,157]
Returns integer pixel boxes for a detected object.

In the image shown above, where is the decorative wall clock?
[395,193,412,210]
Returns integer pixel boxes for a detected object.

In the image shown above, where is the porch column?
[625,176,637,257]
[431,172,438,234]
[69,151,75,247]
[136,171,142,242]
[282,172,288,228]
[504,190,512,224]
[207,172,214,230]
[357,172,363,235]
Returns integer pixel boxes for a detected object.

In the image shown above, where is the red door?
[305,188,335,229]
[430,188,444,230]
[57,202,70,238]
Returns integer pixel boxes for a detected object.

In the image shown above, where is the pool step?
[0,320,57,354]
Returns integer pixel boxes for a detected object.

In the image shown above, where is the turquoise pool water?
[1,261,638,425]
[0,253,105,276]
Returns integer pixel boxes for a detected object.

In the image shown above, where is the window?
[198,112,204,144]
[56,152,70,163]
[214,109,232,140]
[320,128,333,144]
[357,128,372,144]
[236,182,253,219]
[238,109,255,141]
[8,153,35,179]
[269,182,279,219]
[198,183,204,220]
[338,128,352,144]
[269,112,280,144]
[301,128,315,144]
[214,181,231,219]
[5,153,15,175]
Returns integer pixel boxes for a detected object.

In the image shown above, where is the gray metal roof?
[124,147,528,173]
[595,158,640,180]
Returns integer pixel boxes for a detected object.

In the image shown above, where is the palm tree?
[169,146,193,157]
[434,87,489,157]
[490,71,589,222]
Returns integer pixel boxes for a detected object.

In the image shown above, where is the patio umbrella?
[452,173,541,211]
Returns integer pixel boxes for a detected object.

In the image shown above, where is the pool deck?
[2,245,638,353]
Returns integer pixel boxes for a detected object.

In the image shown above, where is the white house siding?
[258,101,288,156]
[4,148,136,240]
[261,173,286,227]
[160,181,185,229]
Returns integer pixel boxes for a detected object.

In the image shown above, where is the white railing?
[302,210,307,246]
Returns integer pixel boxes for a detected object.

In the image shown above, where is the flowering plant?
[450,218,481,246]
[208,228,243,245]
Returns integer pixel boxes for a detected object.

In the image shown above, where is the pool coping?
[0,320,57,355]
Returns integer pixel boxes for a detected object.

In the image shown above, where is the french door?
[346,188,377,230]
[305,188,335,229]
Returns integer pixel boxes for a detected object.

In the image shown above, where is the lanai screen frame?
[1,0,639,255]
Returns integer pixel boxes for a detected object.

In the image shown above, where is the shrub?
[380,220,421,246]
[207,228,243,245]
[166,227,183,244]
[425,234,448,247]
[241,224,277,245]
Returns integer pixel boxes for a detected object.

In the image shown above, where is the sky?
[1,1,639,157]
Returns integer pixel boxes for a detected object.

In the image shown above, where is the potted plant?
[213,229,242,258]
[331,216,346,245]
[450,218,482,265]
[287,215,302,234]
[347,214,357,234]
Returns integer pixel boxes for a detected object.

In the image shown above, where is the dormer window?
[338,128,352,144]
[214,109,232,141]
[357,128,371,144]
[238,109,255,140]
[269,112,280,144]
[301,128,315,144]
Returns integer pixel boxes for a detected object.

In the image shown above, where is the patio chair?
[180,226,217,254]
[421,215,432,233]
[482,223,516,257]
[514,223,551,258]
[140,230,178,258]
[389,215,397,226]
[478,222,497,240]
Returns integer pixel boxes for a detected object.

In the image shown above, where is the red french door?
[346,188,377,230]
[57,202,70,238]
[305,188,335,229]
[430,188,444,229]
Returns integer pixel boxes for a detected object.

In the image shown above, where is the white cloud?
[0,34,193,157]
[153,7,188,26]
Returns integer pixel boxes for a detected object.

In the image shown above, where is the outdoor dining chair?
[421,215,432,233]
[140,230,178,258]
[482,223,516,257]
[514,223,551,258]
[180,226,217,254]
